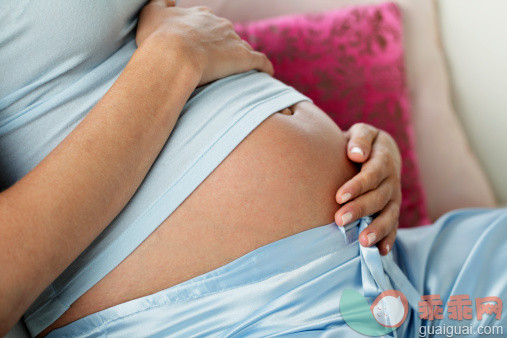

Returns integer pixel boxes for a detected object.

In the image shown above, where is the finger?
[377,228,397,256]
[228,29,242,40]
[150,0,172,8]
[249,51,274,76]
[241,39,254,51]
[346,123,379,163]
[336,153,390,204]
[194,5,213,12]
[377,131,402,176]
[358,200,400,247]
[335,178,392,226]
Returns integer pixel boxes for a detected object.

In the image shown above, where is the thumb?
[150,0,176,7]
[346,123,379,163]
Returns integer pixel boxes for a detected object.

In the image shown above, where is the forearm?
[0,37,199,329]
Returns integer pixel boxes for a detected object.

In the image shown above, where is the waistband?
[48,217,420,337]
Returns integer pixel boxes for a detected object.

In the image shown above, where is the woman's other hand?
[136,0,274,86]
[335,123,402,256]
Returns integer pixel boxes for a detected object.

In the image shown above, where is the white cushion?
[437,0,507,205]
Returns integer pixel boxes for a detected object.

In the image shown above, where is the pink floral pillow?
[235,2,430,228]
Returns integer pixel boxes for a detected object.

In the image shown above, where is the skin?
[0,0,402,335]
[0,2,273,334]
[337,124,402,255]
[43,108,402,337]
[43,100,358,334]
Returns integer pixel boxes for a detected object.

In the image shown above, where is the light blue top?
[0,1,309,335]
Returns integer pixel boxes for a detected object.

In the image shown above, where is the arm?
[0,0,272,333]
[0,40,196,331]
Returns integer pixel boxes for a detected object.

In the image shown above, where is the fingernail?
[350,147,364,156]
[367,232,376,246]
[341,212,353,225]
[341,193,352,203]
[385,244,390,253]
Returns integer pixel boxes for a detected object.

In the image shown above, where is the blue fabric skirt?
[48,208,507,337]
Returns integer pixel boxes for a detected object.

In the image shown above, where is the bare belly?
[43,101,358,335]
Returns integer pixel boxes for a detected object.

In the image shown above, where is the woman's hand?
[136,0,274,86]
[335,123,402,255]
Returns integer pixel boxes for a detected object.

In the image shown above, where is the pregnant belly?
[44,101,358,335]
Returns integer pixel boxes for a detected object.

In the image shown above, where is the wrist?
[139,31,203,87]
[122,33,202,122]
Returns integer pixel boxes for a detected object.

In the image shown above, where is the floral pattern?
[235,2,430,227]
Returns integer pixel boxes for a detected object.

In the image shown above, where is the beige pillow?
[437,0,507,206]
[181,0,497,219]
